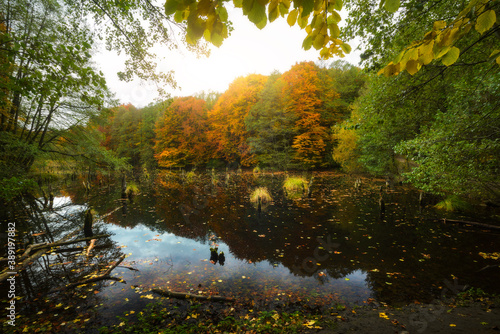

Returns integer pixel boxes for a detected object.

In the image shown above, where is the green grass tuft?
[250,187,272,203]
[125,181,140,196]
[185,171,197,182]
[435,195,469,211]
[283,177,308,198]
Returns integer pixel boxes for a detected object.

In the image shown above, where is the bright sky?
[97,6,361,108]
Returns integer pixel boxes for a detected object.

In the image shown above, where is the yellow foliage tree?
[332,106,361,172]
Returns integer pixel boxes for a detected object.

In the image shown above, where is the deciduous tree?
[281,61,338,168]
[245,72,296,170]
[207,74,267,166]
[155,97,208,168]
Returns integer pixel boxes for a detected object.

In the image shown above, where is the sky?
[97,6,361,108]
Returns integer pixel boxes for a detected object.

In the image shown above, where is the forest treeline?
[1,0,499,206]
[100,61,365,172]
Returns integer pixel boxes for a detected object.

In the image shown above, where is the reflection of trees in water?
[52,171,500,305]
[0,196,124,327]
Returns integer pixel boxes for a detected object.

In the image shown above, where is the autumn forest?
[2,0,500,333]
[102,61,365,173]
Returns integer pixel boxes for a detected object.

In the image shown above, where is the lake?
[1,170,499,332]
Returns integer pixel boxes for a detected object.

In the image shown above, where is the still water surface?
[2,171,499,330]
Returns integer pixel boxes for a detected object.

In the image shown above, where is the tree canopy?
[332,0,500,202]
[166,0,499,73]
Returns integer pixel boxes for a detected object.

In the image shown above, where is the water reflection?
[1,171,499,332]
[78,171,500,305]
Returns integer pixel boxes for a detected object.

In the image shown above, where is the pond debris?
[49,254,127,294]
[0,234,111,283]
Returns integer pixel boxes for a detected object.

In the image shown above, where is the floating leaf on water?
[379,312,389,319]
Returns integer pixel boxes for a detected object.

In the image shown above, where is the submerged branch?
[48,254,127,294]
[151,288,234,302]
[0,235,111,283]
[440,218,500,231]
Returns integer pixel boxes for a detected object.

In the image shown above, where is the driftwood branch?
[99,206,122,221]
[85,239,97,257]
[151,288,234,302]
[52,244,110,254]
[478,264,500,272]
[0,249,47,283]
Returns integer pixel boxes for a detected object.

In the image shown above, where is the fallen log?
[99,206,122,221]
[440,218,500,231]
[478,264,500,272]
[52,244,110,254]
[0,242,47,265]
[151,288,234,302]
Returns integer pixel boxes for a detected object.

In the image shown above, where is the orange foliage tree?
[281,61,339,168]
[207,74,267,166]
[155,97,208,168]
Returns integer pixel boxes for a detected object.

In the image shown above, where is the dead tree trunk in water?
[84,209,93,237]
[121,175,127,199]
[379,194,385,216]
[307,176,314,198]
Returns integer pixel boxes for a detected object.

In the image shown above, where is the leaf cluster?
[166,0,351,59]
